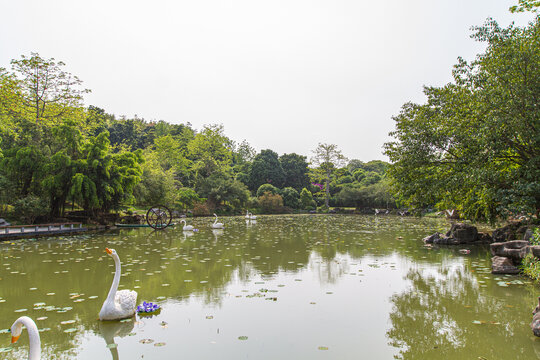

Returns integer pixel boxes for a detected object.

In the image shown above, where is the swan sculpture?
[99,248,138,321]
[181,219,194,231]
[245,210,251,219]
[212,213,224,229]
[10,316,41,360]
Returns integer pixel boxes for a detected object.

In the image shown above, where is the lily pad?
[238,336,248,340]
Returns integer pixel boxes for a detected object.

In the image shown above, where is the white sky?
[0,0,535,161]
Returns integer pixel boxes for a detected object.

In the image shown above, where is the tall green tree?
[384,18,540,221]
[9,53,90,124]
[248,149,285,191]
[311,143,347,208]
[280,153,310,191]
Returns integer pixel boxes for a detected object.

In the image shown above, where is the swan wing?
[116,289,137,314]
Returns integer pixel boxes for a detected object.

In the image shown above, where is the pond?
[0,214,539,359]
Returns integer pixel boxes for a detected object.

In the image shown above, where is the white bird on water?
[245,210,251,219]
[10,316,41,360]
[248,213,257,220]
[212,213,224,229]
[99,248,138,321]
[181,219,195,231]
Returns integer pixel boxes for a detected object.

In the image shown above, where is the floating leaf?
[238,336,248,340]
[318,346,329,350]
[154,342,166,347]
[140,339,154,344]
[64,328,77,333]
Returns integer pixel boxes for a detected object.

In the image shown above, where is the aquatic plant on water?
[137,301,161,315]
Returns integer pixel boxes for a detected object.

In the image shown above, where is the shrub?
[258,192,284,213]
[281,187,300,209]
[192,201,211,216]
[256,184,280,198]
[521,253,540,282]
[299,188,314,209]
[176,187,202,211]
[13,195,49,224]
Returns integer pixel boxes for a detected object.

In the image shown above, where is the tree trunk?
[325,170,330,208]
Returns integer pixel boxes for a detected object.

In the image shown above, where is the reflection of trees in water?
[387,266,539,360]
[0,215,459,359]
[309,253,350,285]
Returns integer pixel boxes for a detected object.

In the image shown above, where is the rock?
[531,246,540,258]
[476,232,493,244]
[491,222,529,243]
[524,228,534,242]
[532,297,540,337]
[423,233,442,244]
[490,240,530,263]
[119,214,145,224]
[491,256,521,274]
[445,223,478,244]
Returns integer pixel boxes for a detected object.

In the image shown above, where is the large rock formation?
[423,223,492,245]
[491,256,521,274]
[491,222,530,243]
[489,240,540,274]
[532,297,540,337]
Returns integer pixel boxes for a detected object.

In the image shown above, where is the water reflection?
[387,263,539,360]
[0,215,539,359]
[98,320,134,360]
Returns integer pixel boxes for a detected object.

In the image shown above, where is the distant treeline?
[0,54,394,222]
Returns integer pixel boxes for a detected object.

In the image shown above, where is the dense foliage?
[384,16,540,222]
[0,53,393,223]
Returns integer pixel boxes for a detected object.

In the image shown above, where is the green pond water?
[1,214,539,359]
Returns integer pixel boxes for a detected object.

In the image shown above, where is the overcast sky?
[0,0,535,161]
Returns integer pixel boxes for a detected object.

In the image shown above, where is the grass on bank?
[521,228,540,282]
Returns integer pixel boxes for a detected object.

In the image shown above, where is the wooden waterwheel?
[146,205,172,230]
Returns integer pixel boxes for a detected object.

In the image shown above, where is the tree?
[256,183,280,198]
[384,18,540,221]
[299,188,316,210]
[9,53,90,124]
[258,192,284,213]
[280,153,310,191]
[281,187,300,209]
[311,143,347,208]
[188,124,233,180]
[248,149,285,191]
[510,0,540,12]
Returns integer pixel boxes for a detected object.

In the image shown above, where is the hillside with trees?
[0,54,393,223]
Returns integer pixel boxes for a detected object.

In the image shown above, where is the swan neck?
[17,317,41,360]
[106,254,121,304]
